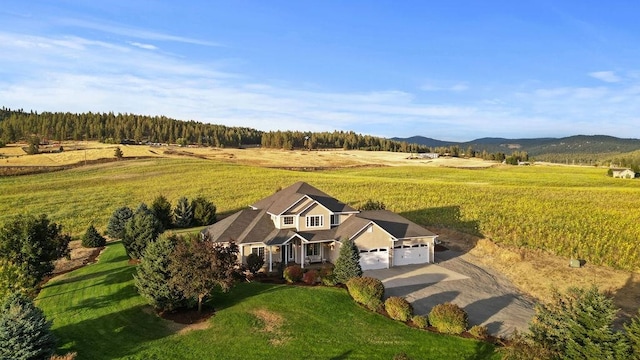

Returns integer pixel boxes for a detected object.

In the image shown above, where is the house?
[201,181,438,272]
[610,168,636,179]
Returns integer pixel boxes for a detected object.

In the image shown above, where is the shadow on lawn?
[462,341,498,360]
[401,206,483,238]
[54,305,172,359]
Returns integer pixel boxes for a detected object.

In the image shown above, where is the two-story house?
[201,181,438,271]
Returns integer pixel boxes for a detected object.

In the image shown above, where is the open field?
[3,148,640,314]
[37,242,497,359]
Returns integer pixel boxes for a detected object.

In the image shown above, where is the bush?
[319,266,336,286]
[82,224,106,248]
[468,324,490,340]
[283,265,303,283]
[246,253,265,275]
[303,269,318,285]
[385,296,413,322]
[411,315,428,329]
[429,302,468,335]
[346,276,385,311]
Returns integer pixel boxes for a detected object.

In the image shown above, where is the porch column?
[269,246,273,272]
[301,243,305,269]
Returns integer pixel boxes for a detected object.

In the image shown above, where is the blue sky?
[1,1,639,141]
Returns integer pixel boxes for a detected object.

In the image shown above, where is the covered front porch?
[244,236,339,273]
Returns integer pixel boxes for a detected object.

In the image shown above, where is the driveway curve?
[363,250,536,338]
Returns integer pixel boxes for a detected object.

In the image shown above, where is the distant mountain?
[392,135,640,157]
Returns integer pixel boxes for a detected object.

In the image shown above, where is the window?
[306,215,323,228]
[330,214,339,226]
[306,243,320,256]
[283,216,294,225]
[251,246,265,259]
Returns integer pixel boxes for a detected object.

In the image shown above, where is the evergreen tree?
[0,259,31,299]
[122,207,162,260]
[81,224,106,248]
[530,286,630,360]
[114,146,123,159]
[0,292,56,360]
[0,214,71,288]
[106,206,133,239]
[173,196,193,228]
[625,311,640,359]
[134,234,186,312]
[151,195,172,230]
[333,238,363,284]
[191,196,217,226]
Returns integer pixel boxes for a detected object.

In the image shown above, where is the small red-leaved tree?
[168,235,240,313]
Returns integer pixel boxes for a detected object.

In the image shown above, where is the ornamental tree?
[0,292,56,360]
[151,195,173,231]
[82,224,106,248]
[333,238,362,284]
[122,205,162,260]
[173,196,193,228]
[169,236,239,313]
[191,196,217,226]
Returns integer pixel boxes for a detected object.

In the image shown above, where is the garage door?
[359,248,389,271]
[393,244,429,266]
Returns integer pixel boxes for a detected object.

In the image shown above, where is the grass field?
[2,152,639,270]
[37,242,497,359]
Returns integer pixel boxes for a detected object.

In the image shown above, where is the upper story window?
[283,216,294,225]
[330,214,339,226]
[306,215,324,228]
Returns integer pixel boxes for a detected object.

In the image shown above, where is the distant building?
[419,153,439,159]
[610,168,636,179]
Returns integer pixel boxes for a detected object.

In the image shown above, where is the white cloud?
[588,71,621,83]
[420,81,469,92]
[128,42,157,50]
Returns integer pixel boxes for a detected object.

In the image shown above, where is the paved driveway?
[363,250,535,337]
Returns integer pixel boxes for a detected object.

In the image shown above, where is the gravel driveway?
[363,250,536,338]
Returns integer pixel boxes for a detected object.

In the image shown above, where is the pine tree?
[333,238,363,284]
[134,234,186,311]
[0,292,56,360]
[114,146,123,159]
[192,196,216,226]
[173,196,193,228]
[82,224,106,248]
[106,206,133,239]
[122,206,162,260]
[625,311,640,359]
[530,286,630,360]
[151,195,172,230]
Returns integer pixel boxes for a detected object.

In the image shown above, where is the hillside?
[392,135,640,157]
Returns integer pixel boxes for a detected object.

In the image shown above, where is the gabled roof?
[250,181,356,215]
[355,210,437,239]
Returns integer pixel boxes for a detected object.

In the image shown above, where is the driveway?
[363,250,536,337]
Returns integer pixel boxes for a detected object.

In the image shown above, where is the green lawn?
[37,242,498,359]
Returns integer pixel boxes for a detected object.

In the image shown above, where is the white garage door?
[393,244,429,266]
[359,248,389,271]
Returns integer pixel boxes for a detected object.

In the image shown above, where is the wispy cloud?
[58,18,222,47]
[589,71,621,83]
[420,81,469,92]
[128,42,157,50]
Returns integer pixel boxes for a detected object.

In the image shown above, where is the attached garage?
[359,248,389,270]
[393,244,429,266]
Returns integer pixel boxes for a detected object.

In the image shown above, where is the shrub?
[429,302,468,334]
[385,296,413,322]
[246,253,265,275]
[346,276,385,311]
[283,265,303,283]
[469,324,490,340]
[303,269,319,285]
[411,315,428,329]
[321,273,337,286]
[82,224,106,248]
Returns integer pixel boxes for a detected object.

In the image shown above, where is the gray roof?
[250,181,356,215]
[355,210,437,239]
[202,183,435,247]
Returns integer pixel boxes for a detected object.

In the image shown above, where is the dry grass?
[1,141,497,169]
[439,231,640,319]
[251,308,290,346]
